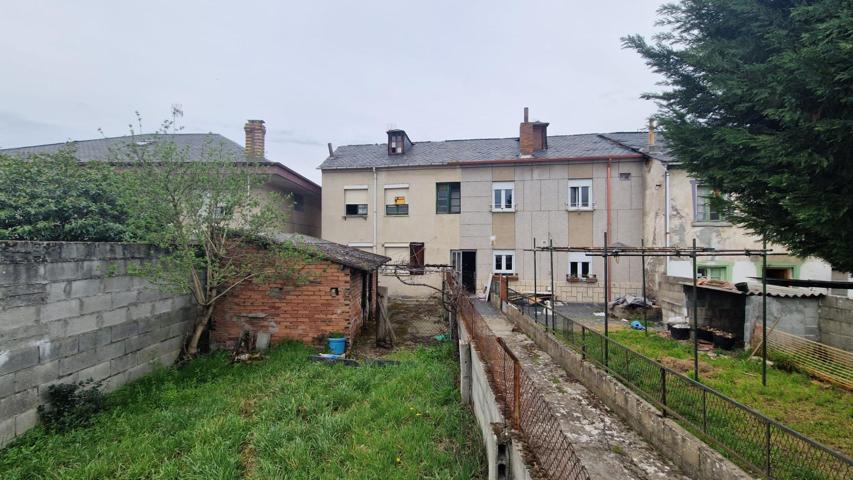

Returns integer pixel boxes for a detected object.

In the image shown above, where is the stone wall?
[0,241,195,447]
[819,296,853,352]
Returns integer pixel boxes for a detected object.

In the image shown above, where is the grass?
[0,342,484,480]
[603,328,852,457]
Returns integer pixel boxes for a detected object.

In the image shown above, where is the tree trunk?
[186,304,215,357]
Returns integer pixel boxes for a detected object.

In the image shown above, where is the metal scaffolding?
[523,235,794,386]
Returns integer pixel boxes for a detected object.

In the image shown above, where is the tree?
[624,0,853,271]
[116,120,316,356]
[0,150,129,241]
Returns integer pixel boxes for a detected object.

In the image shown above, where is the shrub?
[37,379,106,431]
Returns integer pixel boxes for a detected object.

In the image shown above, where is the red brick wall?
[212,259,363,348]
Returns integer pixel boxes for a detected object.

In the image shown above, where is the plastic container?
[328,336,347,355]
[697,328,714,342]
[671,324,691,340]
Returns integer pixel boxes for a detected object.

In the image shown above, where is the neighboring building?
[0,120,321,237]
[603,131,839,289]
[320,109,648,300]
[211,234,389,348]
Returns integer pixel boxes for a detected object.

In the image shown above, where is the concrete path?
[473,300,690,480]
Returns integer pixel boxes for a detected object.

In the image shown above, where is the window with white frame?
[344,185,369,216]
[568,179,593,210]
[492,182,515,211]
[384,184,409,216]
[694,184,724,222]
[493,250,515,274]
[568,252,592,279]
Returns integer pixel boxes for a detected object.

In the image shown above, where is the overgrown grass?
[0,342,484,479]
[604,329,852,457]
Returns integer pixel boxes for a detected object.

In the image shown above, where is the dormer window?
[387,129,412,155]
[390,133,404,154]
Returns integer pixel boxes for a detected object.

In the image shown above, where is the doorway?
[451,250,477,292]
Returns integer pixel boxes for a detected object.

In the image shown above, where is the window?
[568,179,593,210]
[568,252,591,279]
[697,265,727,281]
[765,266,794,280]
[493,250,515,274]
[492,182,514,211]
[436,182,461,214]
[695,184,724,222]
[292,193,304,212]
[384,184,409,216]
[344,185,368,216]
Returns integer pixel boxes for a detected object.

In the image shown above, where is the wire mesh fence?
[502,285,852,480]
[454,277,590,480]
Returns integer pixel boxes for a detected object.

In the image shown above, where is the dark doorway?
[452,250,477,292]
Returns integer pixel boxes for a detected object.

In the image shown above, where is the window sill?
[385,214,409,217]
[566,275,598,284]
[491,208,516,213]
[567,207,594,212]
[436,212,461,215]
[343,214,368,219]
[494,274,518,280]
[692,221,732,227]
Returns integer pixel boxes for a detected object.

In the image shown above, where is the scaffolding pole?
[533,237,538,325]
[642,238,647,335]
[762,237,768,387]
[692,238,699,382]
[549,238,555,332]
[604,232,609,368]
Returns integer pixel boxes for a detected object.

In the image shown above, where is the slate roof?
[600,132,677,164]
[0,133,257,164]
[0,133,321,192]
[272,233,389,271]
[319,133,646,170]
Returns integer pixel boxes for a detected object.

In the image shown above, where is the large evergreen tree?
[625,0,853,272]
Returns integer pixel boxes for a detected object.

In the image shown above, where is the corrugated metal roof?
[681,282,825,298]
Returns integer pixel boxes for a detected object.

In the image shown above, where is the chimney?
[244,120,266,158]
[647,118,659,154]
[519,107,548,157]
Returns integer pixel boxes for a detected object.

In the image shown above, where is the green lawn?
[0,343,484,480]
[604,328,852,457]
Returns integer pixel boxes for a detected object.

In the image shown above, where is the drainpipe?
[606,158,613,296]
[373,167,378,254]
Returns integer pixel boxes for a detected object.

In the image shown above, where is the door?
[451,250,477,292]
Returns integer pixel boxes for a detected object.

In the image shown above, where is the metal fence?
[454,281,590,480]
[503,286,852,480]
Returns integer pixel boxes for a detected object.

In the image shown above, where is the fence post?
[702,389,707,432]
[660,367,667,417]
[513,360,521,430]
[765,421,772,478]
[581,327,586,359]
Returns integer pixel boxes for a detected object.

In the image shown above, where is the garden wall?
[0,241,194,447]
[819,295,853,352]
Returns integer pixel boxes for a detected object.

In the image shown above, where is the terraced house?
[321,108,842,301]
[320,109,649,299]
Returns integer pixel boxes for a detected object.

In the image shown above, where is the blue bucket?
[328,337,346,355]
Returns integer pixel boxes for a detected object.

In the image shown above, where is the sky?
[0,1,667,184]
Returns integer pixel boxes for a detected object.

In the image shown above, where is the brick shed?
[212,234,389,349]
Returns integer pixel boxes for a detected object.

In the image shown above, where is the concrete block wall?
[819,296,853,352]
[0,241,195,447]
[458,321,533,480]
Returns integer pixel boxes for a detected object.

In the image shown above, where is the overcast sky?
[0,1,667,184]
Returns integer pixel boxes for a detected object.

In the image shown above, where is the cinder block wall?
[212,260,361,347]
[819,296,853,352]
[0,241,195,447]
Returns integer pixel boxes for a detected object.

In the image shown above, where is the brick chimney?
[244,120,266,158]
[519,107,548,157]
